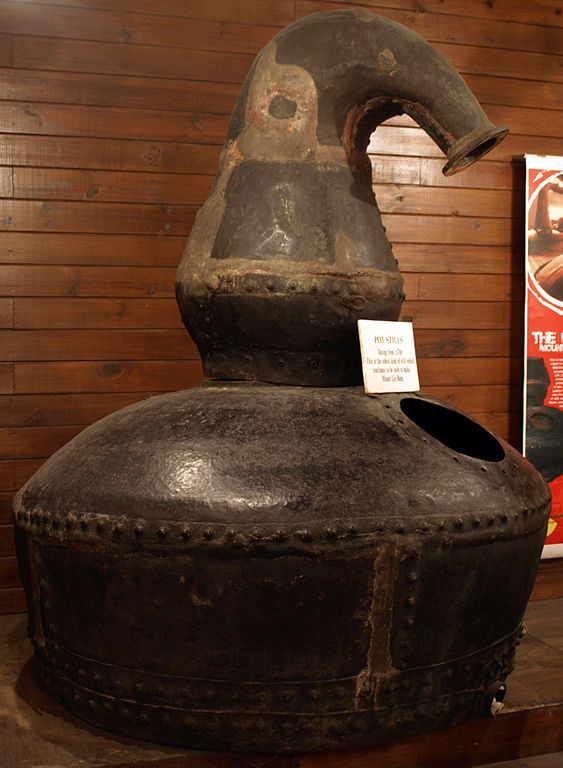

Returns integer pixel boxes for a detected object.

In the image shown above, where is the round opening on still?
[400,397,505,462]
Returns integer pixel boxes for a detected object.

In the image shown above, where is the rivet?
[522,507,529,516]
[406,596,415,606]
[480,466,487,472]
[134,525,144,537]
[203,528,213,540]
[156,527,167,539]
[181,527,191,540]
[437,520,445,530]
[273,529,285,541]
[298,529,313,541]
[394,523,404,533]
[347,525,357,537]
[472,517,481,527]
[265,279,274,291]
[77,668,85,679]
[73,693,80,702]
[113,524,123,537]
[407,572,418,583]
[103,701,112,711]
[96,522,105,534]
[500,514,508,523]
[487,515,495,526]
[288,280,297,291]
[406,617,414,628]
[139,711,149,723]
[452,455,459,463]
[324,526,337,538]
[120,708,130,718]
[93,673,101,684]
[88,698,97,710]
[454,518,463,529]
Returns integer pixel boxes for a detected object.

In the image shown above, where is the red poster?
[524,154,563,557]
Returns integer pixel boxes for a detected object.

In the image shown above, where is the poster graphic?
[524,154,563,558]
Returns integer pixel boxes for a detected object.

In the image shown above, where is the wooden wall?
[0,0,561,613]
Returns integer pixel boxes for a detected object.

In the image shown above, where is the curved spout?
[226,9,507,175]
[176,8,508,387]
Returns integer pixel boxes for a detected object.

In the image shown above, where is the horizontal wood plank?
[0,265,177,297]
[2,233,184,266]
[14,297,183,329]
[530,558,563,600]
[425,384,521,414]
[0,557,19,589]
[371,155,519,191]
[374,184,514,218]
[0,392,158,427]
[0,300,13,328]
[0,586,25,614]
[2,5,279,55]
[0,364,13,394]
[418,357,523,387]
[400,301,518,330]
[0,425,92,460]
[0,201,196,235]
[0,329,197,361]
[12,167,213,206]
[0,0,295,28]
[0,101,230,143]
[403,273,521,302]
[12,37,254,84]
[0,525,14,556]
[0,493,13,524]
[14,360,203,394]
[0,461,14,491]
[394,244,518,274]
[0,134,223,175]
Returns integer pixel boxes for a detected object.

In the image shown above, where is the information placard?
[358,319,420,394]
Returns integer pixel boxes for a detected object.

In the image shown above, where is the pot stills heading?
[14,9,549,754]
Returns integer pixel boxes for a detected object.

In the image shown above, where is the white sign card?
[358,319,420,394]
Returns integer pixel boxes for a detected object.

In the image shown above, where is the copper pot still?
[14,9,549,753]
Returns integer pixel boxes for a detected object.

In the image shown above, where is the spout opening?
[442,126,508,176]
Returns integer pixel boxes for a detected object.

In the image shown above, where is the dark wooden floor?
[1,599,562,768]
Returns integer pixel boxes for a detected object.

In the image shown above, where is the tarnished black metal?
[14,386,549,751]
[176,8,507,386]
[14,8,547,755]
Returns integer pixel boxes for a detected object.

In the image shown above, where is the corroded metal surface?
[13,8,543,755]
[176,9,507,386]
[14,385,549,752]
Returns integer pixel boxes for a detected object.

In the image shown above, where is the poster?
[524,154,563,558]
